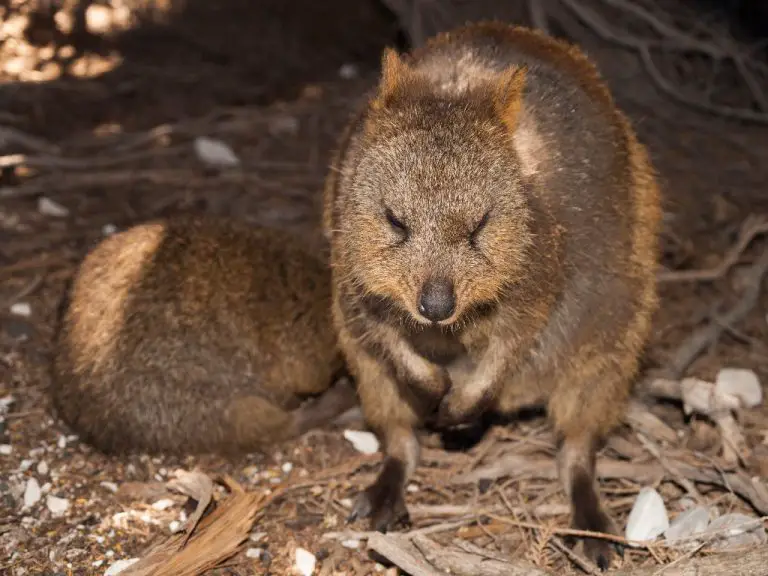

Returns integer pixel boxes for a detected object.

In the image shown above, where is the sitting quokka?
[51,215,357,457]
[323,22,661,569]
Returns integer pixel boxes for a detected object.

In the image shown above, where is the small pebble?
[37,461,48,475]
[246,547,263,560]
[92,560,104,568]
[102,224,117,236]
[294,548,316,576]
[23,478,41,508]
[46,495,70,517]
[193,136,240,168]
[625,487,669,542]
[104,558,140,575]
[151,498,175,511]
[406,484,419,493]
[100,481,118,493]
[340,498,353,509]
[19,459,33,471]
[0,444,13,456]
[250,531,267,542]
[282,462,294,474]
[9,303,31,317]
[715,368,762,408]
[57,436,67,449]
[38,197,70,217]
[341,539,360,549]
[338,63,359,79]
[169,520,181,533]
[342,429,380,454]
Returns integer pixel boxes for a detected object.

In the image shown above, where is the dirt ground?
[1,1,768,575]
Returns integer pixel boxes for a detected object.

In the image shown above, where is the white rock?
[151,498,175,511]
[104,558,140,575]
[342,430,380,454]
[282,462,294,474]
[625,487,669,542]
[37,461,48,475]
[294,547,316,576]
[0,444,12,456]
[664,506,711,545]
[19,459,33,471]
[102,224,117,236]
[705,513,766,550]
[100,481,118,493]
[9,303,31,317]
[23,478,41,508]
[341,539,360,549]
[715,368,762,408]
[406,484,419,493]
[193,137,240,168]
[246,547,263,559]
[168,520,181,533]
[250,532,267,542]
[57,436,67,449]
[338,63,359,79]
[92,560,104,568]
[38,197,69,217]
[340,498,353,509]
[47,495,70,517]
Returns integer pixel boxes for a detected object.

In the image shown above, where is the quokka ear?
[494,65,528,132]
[371,47,416,109]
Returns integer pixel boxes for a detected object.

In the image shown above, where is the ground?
[1,1,768,575]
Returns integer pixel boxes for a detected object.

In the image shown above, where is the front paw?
[435,389,488,428]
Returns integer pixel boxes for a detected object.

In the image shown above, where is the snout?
[418,277,456,323]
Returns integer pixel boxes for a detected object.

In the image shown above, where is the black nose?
[418,277,455,322]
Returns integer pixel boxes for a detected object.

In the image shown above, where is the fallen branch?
[661,245,768,379]
[658,215,768,283]
[559,0,768,123]
[624,400,678,444]
[612,545,768,576]
[370,531,768,575]
[367,533,443,576]
[451,454,768,515]
[413,534,550,576]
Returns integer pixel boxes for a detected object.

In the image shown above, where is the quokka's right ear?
[371,47,417,109]
[494,64,528,132]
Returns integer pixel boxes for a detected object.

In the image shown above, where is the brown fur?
[324,22,661,567]
[50,215,357,457]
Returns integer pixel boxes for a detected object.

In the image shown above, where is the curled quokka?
[51,215,357,457]
[323,22,661,569]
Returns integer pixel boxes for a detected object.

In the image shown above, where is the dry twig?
[662,245,768,379]
[559,0,768,123]
[658,215,768,283]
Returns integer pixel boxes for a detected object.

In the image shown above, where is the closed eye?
[385,207,409,239]
[469,211,490,248]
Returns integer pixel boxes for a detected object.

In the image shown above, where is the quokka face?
[337,52,534,328]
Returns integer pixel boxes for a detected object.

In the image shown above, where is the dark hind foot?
[571,468,620,570]
[346,457,410,532]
